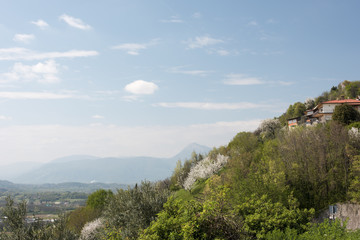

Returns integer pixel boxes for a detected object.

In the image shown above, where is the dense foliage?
[332,104,360,125]
[137,120,360,239]
[102,181,170,239]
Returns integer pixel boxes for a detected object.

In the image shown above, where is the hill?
[9,143,211,184]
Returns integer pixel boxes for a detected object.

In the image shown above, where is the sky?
[0,0,359,165]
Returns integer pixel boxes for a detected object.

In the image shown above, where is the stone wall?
[335,203,360,230]
[316,203,360,230]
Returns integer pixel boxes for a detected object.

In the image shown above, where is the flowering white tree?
[79,218,104,240]
[349,127,360,140]
[256,118,281,139]
[183,154,229,190]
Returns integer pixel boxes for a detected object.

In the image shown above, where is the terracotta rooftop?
[322,99,360,104]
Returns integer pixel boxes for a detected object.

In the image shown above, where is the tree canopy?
[332,104,360,125]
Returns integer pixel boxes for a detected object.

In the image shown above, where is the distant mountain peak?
[172,143,211,161]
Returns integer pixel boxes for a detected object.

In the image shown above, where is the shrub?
[103,181,170,239]
[332,104,360,125]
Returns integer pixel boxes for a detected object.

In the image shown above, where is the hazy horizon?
[0,1,359,165]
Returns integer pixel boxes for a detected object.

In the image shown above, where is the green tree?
[332,104,360,125]
[278,122,350,209]
[236,194,314,239]
[0,196,28,239]
[345,81,360,99]
[348,155,360,203]
[67,189,113,235]
[67,206,99,234]
[140,185,241,240]
[104,181,170,239]
[279,102,306,126]
[293,102,306,118]
[87,189,114,212]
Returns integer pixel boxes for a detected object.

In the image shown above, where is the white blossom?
[183,154,229,190]
[79,218,104,240]
[349,127,360,140]
[256,118,281,139]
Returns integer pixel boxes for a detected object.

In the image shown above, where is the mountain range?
[0,143,211,185]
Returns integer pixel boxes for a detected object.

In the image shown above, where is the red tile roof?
[322,99,360,104]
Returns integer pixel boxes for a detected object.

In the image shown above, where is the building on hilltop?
[312,98,360,123]
[287,97,360,128]
[287,116,302,129]
[304,109,319,126]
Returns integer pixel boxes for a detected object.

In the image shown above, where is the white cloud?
[217,50,230,56]
[186,36,224,49]
[1,60,60,84]
[59,14,92,30]
[31,19,49,29]
[13,34,35,44]
[0,48,98,61]
[224,74,264,85]
[169,66,210,76]
[122,95,140,102]
[223,74,293,86]
[206,48,237,56]
[248,21,258,26]
[124,80,158,95]
[275,81,294,86]
[0,91,86,100]
[154,102,272,110]
[161,16,183,23]
[112,39,159,55]
[0,120,261,164]
[240,49,283,56]
[192,12,202,19]
[113,43,146,55]
[92,115,104,119]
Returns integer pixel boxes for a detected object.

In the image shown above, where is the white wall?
[322,104,338,113]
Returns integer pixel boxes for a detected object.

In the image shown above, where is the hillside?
[79,81,360,239]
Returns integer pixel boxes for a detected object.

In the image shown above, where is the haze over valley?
[0,143,211,184]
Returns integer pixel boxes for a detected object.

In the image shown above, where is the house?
[312,98,360,123]
[304,109,319,126]
[287,117,302,129]
[287,98,360,128]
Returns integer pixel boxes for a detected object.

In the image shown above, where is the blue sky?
[0,0,359,164]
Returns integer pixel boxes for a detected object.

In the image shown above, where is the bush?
[332,104,360,125]
[103,181,170,239]
[140,185,241,240]
[67,206,100,234]
[86,189,114,212]
[236,194,314,239]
